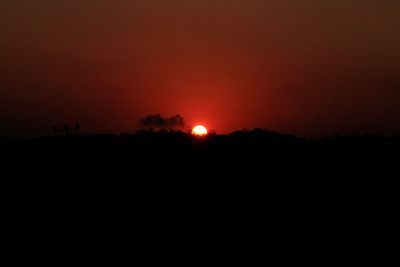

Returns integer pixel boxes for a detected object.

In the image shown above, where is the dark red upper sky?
[1,1,399,137]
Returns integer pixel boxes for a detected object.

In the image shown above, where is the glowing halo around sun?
[192,125,208,137]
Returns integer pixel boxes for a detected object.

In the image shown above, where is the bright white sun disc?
[192,125,208,136]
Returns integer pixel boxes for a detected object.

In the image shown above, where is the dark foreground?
[1,129,398,261]
[2,129,398,193]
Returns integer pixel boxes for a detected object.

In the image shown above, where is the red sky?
[1,1,399,137]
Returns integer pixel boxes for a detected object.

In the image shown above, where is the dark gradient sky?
[1,1,399,137]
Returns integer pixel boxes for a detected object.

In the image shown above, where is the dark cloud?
[140,114,185,129]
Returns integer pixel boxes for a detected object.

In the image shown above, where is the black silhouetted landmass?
[1,127,399,149]
[1,128,398,173]
[1,128,397,248]
[2,128,399,188]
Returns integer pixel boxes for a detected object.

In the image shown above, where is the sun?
[192,125,208,136]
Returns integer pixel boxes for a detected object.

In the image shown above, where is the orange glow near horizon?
[192,125,208,137]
